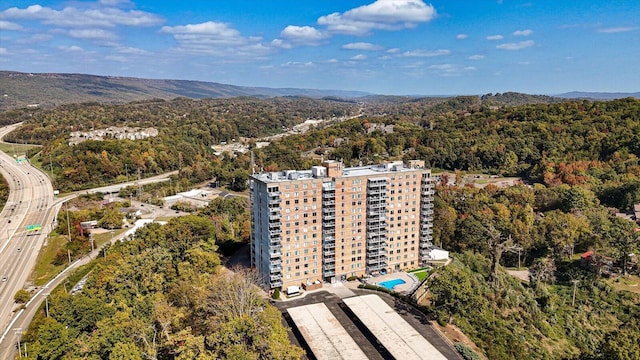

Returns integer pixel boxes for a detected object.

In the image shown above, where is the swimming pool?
[378,278,406,290]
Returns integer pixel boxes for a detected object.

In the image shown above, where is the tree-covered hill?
[23,202,303,359]
[0,71,371,111]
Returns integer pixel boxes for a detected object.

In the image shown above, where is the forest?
[1,95,639,359]
[22,198,302,359]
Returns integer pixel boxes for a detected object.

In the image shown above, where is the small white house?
[428,247,449,261]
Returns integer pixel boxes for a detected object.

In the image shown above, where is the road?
[0,122,56,357]
[0,123,176,358]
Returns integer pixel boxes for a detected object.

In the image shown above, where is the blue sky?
[0,0,638,95]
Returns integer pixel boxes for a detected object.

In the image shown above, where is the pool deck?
[365,271,419,294]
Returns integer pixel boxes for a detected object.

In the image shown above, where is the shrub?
[272,288,280,300]
[454,343,482,360]
[14,289,31,304]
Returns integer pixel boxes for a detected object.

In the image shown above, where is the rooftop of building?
[251,160,429,183]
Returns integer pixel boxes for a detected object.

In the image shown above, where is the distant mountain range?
[0,71,371,110]
[556,91,640,100]
[1,71,637,111]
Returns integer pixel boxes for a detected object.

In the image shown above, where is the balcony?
[268,198,281,205]
[270,279,283,288]
[270,258,282,266]
[367,257,386,265]
[421,203,434,209]
[419,242,431,249]
[269,229,282,236]
[269,213,281,220]
[367,245,385,252]
[324,250,335,256]
[269,251,282,258]
[323,242,336,249]
[420,235,433,242]
[322,200,336,206]
[323,229,336,235]
[269,264,282,272]
[323,221,336,228]
[270,273,282,281]
[324,263,336,270]
[422,210,434,215]
[322,193,335,199]
[323,235,334,242]
[324,270,335,277]
[367,263,386,272]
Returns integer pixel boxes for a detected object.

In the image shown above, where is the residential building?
[250,160,436,289]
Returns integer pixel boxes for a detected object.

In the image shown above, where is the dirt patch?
[506,269,530,282]
[432,321,487,359]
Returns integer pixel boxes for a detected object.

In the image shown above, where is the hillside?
[0,71,370,110]
[557,91,640,100]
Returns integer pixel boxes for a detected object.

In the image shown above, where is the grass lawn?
[0,142,40,158]
[609,275,640,294]
[30,234,68,286]
[407,267,429,282]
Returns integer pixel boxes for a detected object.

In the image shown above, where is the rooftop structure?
[343,294,447,360]
[250,160,436,289]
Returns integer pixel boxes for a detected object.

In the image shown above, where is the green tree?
[607,217,639,276]
[14,289,31,304]
[428,265,474,323]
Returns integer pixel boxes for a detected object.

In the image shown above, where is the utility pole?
[14,328,22,358]
[49,153,54,183]
[65,202,72,242]
[572,280,579,307]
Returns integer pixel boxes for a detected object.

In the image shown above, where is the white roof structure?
[287,303,368,360]
[343,294,447,360]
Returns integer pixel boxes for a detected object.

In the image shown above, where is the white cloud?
[270,38,292,49]
[0,48,8,55]
[281,61,315,68]
[597,26,639,33]
[327,58,339,63]
[280,25,328,44]
[342,42,383,51]
[99,0,133,6]
[116,46,150,55]
[351,54,367,60]
[456,33,468,39]
[0,4,163,28]
[105,55,127,62]
[468,54,485,60]
[386,48,400,53]
[513,29,533,36]
[16,33,53,44]
[58,45,83,52]
[486,34,504,40]
[161,21,270,58]
[496,40,535,50]
[428,63,476,77]
[68,28,117,41]
[0,20,22,31]
[317,0,436,36]
[400,49,450,57]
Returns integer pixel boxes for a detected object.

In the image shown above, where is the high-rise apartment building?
[250,160,435,289]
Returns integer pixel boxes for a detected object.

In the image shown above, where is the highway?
[0,123,176,357]
[0,123,56,355]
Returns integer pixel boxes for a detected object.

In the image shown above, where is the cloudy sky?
[1,0,638,95]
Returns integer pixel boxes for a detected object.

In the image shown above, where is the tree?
[109,342,143,360]
[599,320,640,360]
[14,289,31,303]
[607,217,638,276]
[428,266,474,323]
